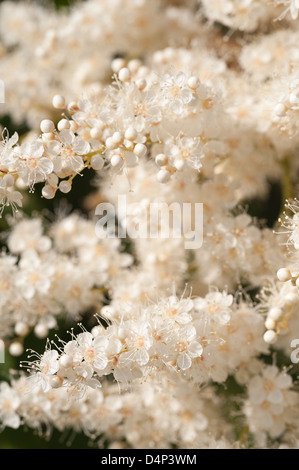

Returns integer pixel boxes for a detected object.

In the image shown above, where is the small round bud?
[59,355,73,368]
[91,325,102,337]
[134,143,147,157]
[153,50,164,63]
[47,174,59,187]
[263,330,277,344]
[268,307,283,321]
[41,132,55,142]
[125,127,137,141]
[42,185,56,199]
[111,58,126,73]
[188,76,200,89]
[40,119,55,133]
[59,180,72,193]
[90,127,102,140]
[52,94,66,109]
[155,154,167,166]
[110,154,123,169]
[128,59,141,73]
[265,318,276,330]
[112,131,123,145]
[105,136,116,149]
[68,101,79,113]
[57,119,70,131]
[164,47,175,60]
[118,67,131,82]
[138,65,149,77]
[14,322,29,337]
[285,292,299,305]
[91,155,104,170]
[69,121,79,133]
[157,169,171,183]
[15,177,27,189]
[277,268,292,282]
[273,103,286,117]
[135,78,146,90]
[50,375,63,388]
[34,324,49,339]
[174,158,184,171]
[3,174,14,187]
[9,342,24,357]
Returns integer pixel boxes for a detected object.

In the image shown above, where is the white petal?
[46,141,61,157]
[73,139,90,155]
[113,366,131,383]
[59,129,74,146]
[267,389,283,404]
[135,349,149,366]
[181,87,193,104]
[94,355,108,371]
[275,373,292,389]
[39,157,54,175]
[176,312,192,325]
[188,341,203,358]
[4,412,20,429]
[177,353,192,370]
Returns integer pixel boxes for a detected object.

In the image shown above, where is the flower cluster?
[243,365,298,441]
[0,214,132,353]
[1,0,299,451]
[0,373,234,448]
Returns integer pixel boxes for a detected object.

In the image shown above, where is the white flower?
[47,129,90,174]
[28,349,60,393]
[0,181,22,215]
[0,130,19,167]
[244,365,298,438]
[164,134,203,171]
[158,295,194,325]
[8,218,51,254]
[0,382,20,429]
[40,350,60,376]
[16,140,53,188]
[194,291,233,325]
[63,362,101,391]
[175,325,203,371]
[123,320,153,367]
[284,201,299,250]
[14,251,54,299]
[248,365,292,405]
[290,0,299,19]
[160,72,193,115]
[278,0,299,19]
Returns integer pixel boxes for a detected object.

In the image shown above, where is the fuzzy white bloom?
[243,366,298,439]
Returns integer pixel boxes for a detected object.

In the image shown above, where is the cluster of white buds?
[263,281,299,345]
[0,65,230,215]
